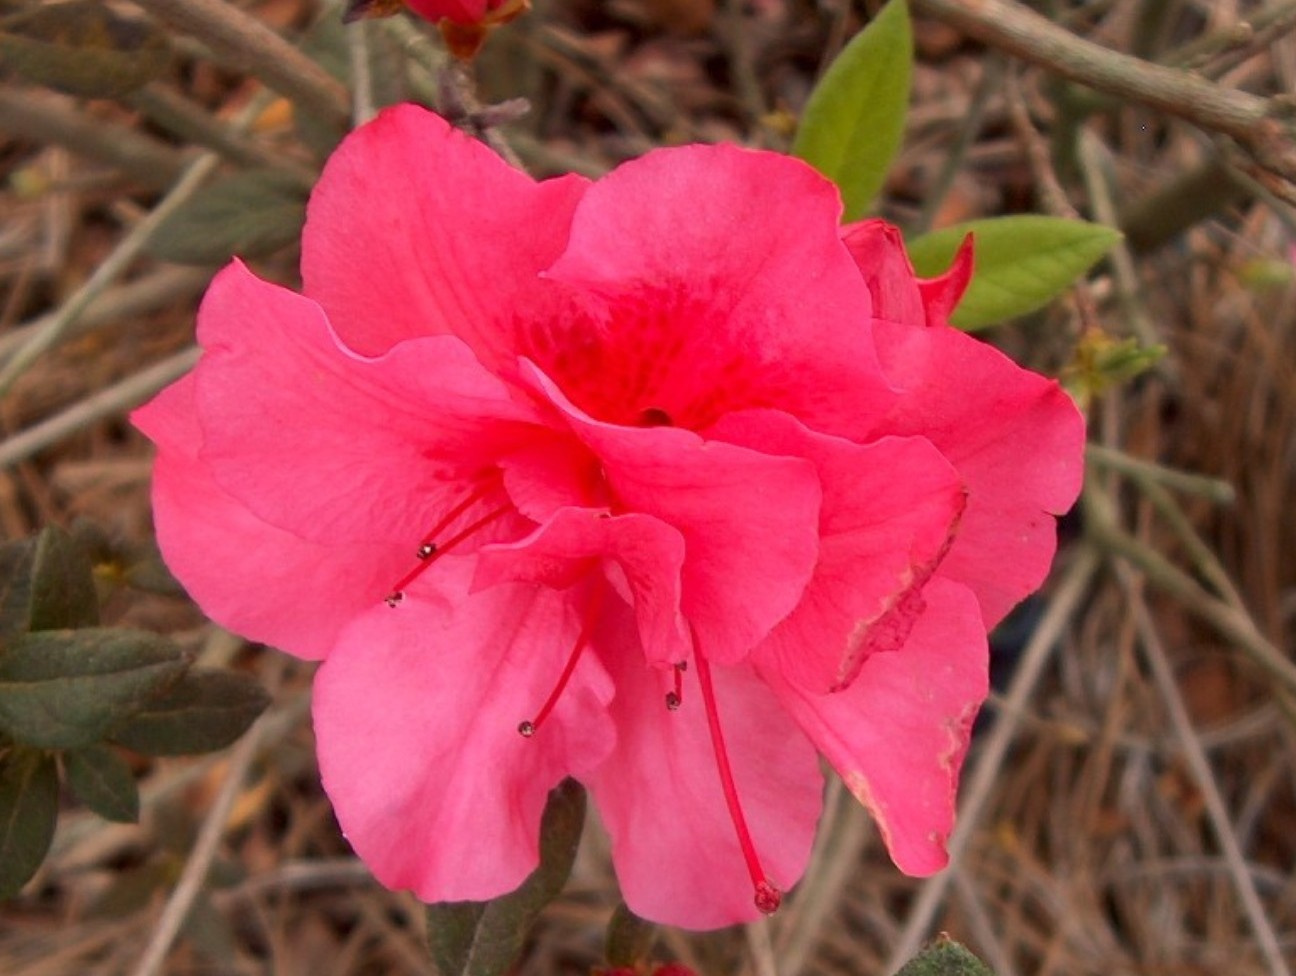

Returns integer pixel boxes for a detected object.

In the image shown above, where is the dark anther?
[638,406,674,427]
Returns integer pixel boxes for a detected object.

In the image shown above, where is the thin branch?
[0,348,199,470]
[127,710,273,976]
[1122,576,1292,976]
[909,0,1296,185]
[0,87,189,191]
[129,0,350,132]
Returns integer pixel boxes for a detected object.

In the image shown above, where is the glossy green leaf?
[29,525,99,632]
[907,215,1121,330]
[64,744,139,823]
[110,668,269,756]
[146,169,307,266]
[0,537,36,642]
[426,780,586,976]
[0,748,58,899]
[0,1,170,98]
[0,629,187,750]
[895,936,996,976]
[791,0,912,220]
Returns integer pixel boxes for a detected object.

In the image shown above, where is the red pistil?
[665,661,686,710]
[693,640,782,916]
[518,588,604,737]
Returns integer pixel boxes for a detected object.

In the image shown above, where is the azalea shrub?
[0,0,1120,971]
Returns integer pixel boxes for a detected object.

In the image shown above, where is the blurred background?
[1,1,1294,973]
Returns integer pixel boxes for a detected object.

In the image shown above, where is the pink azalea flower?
[133,105,1084,930]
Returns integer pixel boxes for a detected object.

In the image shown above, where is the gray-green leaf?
[791,0,912,220]
[426,779,586,976]
[64,744,140,823]
[0,1,171,98]
[0,537,36,642]
[906,215,1122,330]
[0,629,187,750]
[0,748,59,899]
[29,525,99,632]
[146,169,308,266]
[110,668,269,756]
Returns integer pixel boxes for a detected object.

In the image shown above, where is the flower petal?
[868,321,1085,627]
[193,260,537,547]
[301,103,588,362]
[757,578,987,875]
[313,563,615,902]
[708,409,966,693]
[841,219,973,328]
[538,143,895,435]
[522,361,821,665]
[586,604,823,929]
[133,375,401,660]
[474,508,690,667]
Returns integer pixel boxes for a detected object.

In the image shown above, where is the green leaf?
[0,629,187,750]
[907,215,1122,330]
[0,1,171,98]
[0,537,36,642]
[64,744,139,823]
[791,0,912,220]
[29,525,99,632]
[145,170,308,266]
[426,779,586,976]
[109,668,269,756]
[0,748,59,899]
[895,936,996,976]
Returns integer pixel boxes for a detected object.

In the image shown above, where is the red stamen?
[665,661,686,711]
[518,589,604,737]
[385,504,511,605]
[693,640,782,916]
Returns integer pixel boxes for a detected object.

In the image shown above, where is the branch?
[129,0,350,132]
[909,0,1296,188]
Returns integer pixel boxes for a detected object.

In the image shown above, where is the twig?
[348,19,377,125]
[1085,444,1236,503]
[0,267,209,365]
[908,0,1296,187]
[0,87,189,191]
[886,548,1102,972]
[126,84,317,189]
[1083,488,1296,700]
[1121,575,1293,976]
[127,709,273,976]
[0,91,275,398]
[0,347,199,470]
[745,918,779,976]
[129,0,350,132]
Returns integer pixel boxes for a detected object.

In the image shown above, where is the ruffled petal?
[868,321,1085,627]
[302,103,589,362]
[841,219,973,328]
[474,508,690,666]
[133,375,402,660]
[585,603,823,929]
[193,261,538,546]
[313,563,615,902]
[756,578,987,875]
[537,143,895,436]
[522,361,821,665]
[707,409,965,693]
